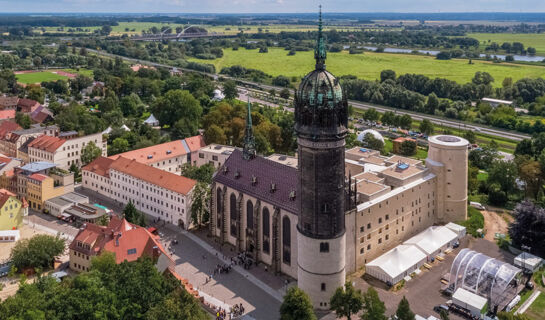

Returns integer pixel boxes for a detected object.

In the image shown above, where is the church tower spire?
[242,98,256,160]
[315,5,327,70]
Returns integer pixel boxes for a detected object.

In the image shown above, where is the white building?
[82,156,197,229]
[28,132,106,169]
[403,226,459,259]
[365,244,427,284]
[514,252,543,272]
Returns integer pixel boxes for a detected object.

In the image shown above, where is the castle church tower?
[295,7,348,310]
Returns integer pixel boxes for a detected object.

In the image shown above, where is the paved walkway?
[516,290,541,315]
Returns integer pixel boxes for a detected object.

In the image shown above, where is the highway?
[85,48,530,141]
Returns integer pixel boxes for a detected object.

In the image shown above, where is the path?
[516,290,541,315]
[481,210,510,241]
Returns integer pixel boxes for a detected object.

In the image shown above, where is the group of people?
[232,252,254,270]
[214,307,228,320]
[230,303,245,318]
[213,303,245,320]
[213,263,233,275]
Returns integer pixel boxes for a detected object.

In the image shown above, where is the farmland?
[469,32,545,55]
[190,47,545,86]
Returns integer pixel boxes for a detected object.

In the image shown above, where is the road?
[85,48,530,142]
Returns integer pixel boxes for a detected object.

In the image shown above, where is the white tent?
[514,252,543,272]
[103,125,130,135]
[445,222,466,238]
[357,129,384,143]
[144,114,159,126]
[366,244,427,284]
[403,226,458,258]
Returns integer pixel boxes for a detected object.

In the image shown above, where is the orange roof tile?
[82,156,115,177]
[110,157,196,195]
[0,188,16,208]
[28,135,66,153]
[184,135,206,152]
[28,173,48,182]
[109,140,188,164]
[0,110,15,120]
[0,121,21,138]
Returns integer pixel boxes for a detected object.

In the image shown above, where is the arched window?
[246,200,254,230]
[216,187,222,228]
[230,193,237,237]
[262,207,270,254]
[282,216,291,264]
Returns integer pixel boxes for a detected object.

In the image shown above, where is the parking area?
[352,236,514,319]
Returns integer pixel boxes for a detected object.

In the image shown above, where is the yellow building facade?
[0,189,26,230]
[26,174,65,211]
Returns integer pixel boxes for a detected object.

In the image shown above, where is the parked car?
[433,305,449,314]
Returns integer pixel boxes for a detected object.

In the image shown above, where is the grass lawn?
[190,47,545,86]
[477,171,488,181]
[16,69,93,84]
[469,33,545,56]
[526,292,545,320]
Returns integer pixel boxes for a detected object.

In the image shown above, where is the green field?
[469,33,545,56]
[526,293,545,320]
[190,47,545,86]
[16,69,93,84]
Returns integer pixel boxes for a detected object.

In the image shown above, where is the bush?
[10,234,65,271]
[459,206,485,237]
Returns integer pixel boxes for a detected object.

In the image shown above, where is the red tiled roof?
[109,140,189,164]
[27,135,66,152]
[110,157,196,195]
[82,156,115,177]
[0,96,19,108]
[184,135,206,152]
[0,110,15,120]
[28,173,48,182]
[0,156,12,165]
[0,121,21,138]
[109,135,205,164]
[17,98,40,112]
[70,216,171,265]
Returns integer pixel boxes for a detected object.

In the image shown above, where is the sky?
[0,0,545,13]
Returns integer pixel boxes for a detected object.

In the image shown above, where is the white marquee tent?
[366,244,427,284]
[404,226,458,258]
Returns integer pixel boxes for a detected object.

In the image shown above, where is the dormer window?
[251,175,257,185]
[234,170,240,179]
[223,166,229,174]
[270,183,276,193]
[147,155,153,159]
[289,190,296,200]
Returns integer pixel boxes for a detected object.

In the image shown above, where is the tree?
[518,160,542,198]
[279,287,316,320]
[399,140,417,156]
[10,234,65,271]
[273,75,291,87]
[509,200,545,257]
[362,133,384,153]
[203,124,227,145]
[190,182,210,228]
[152,90,202,128]
[80,141,102,165]
[330,282,363,319]
[222,80,238,100]
[360,287,387,320]
[463,130,476,144]
[109,138,129,156]
[398,114,412,130]
[468,165,480,195]
[439,309,450,320]
[395,296,415,320]
[123,201,146,227]
[145,289,208,320]
[425,93,439,114]
[363,108,381,122]
[419,119,434,136]
[15,112,31,129]
[487,160,517,194]
[380,70,396,83]
[100,25,112,35]
[280,88,290,99]
[181,163,215,184]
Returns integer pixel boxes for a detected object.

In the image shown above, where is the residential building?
[0,189,27,230]
[0,125,59,158]
[17,98,40,113]
[109,135,205,172]
[0,156,23,176]
[82,156,197,228]
[69,216,172,273]
[26,173,67,211]
[28,132,106,169]
[392,137,416,154]
[195,144,235,168]
[0,96,19,110]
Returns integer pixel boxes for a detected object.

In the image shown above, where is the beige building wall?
[196,145,234,169]
[69,248,93,272]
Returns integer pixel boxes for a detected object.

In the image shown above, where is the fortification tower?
[295,6,348,310]
[426,135,469,223]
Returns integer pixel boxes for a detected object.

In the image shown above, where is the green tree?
[399,140,417,156]
[27,85,45,104]
[463,130,477,144]
[110,137,129,156]
[203,124,227,145]
[380,70,396,83]
[360,287,387,320]
[363,108,381,122]
[468,165,479,194]
[181,163,215,184]
[398,114,412,130]
[362,133,384,153]
[280,287,317,320]
[152,90,202,128]
[15,112,31,129]
[330,282,363,319]
[190,182,210,228]
[123,201,146,227]
[10,234,65,271]
[439,309,450,320]
[419,119,434,136]
[145,289,208,320]
[280,88,290,99]
[425,93,439,114]
[80,141,102,165]
[487,160,517,193]
[222,80,238,100]
[395,296,415,320]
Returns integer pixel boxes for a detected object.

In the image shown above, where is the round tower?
[426,135,469,223]
[295,7,347,310]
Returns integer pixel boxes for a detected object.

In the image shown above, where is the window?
[216,188,222,228]
[360,226,364,233]
[320,242,329,253]
[127,248,137,255]
[385,214,389,220]
[360,248,364,254]
[230,193,237,237]
[282,216,291,264]
[263,208,270,254]
[367,223,371,229]
[378,218,382,224]
[321,283,326,291]
[212,155,218,161]
[199,153,204,158]
[378,238,382,244]
[367,244,371,250]
[246,200,254,230]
